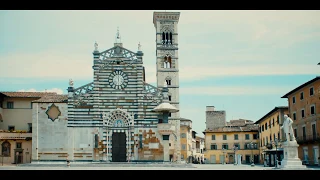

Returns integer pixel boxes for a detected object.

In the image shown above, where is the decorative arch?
[163,55,172,68]
[1,141,11,157]
[160,50,174,57]
[165,76,172,86]
[102,108,134,128]
[161,24,173,45]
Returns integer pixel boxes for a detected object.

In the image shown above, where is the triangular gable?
[99,45,140,63]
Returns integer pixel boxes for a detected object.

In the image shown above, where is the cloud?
[178,10,320,49]
[180,85,293,96]
[253,24,269,40]
[18,88,64,94]
[178,10,320,28]
[0,51,93,79]
[1,10,319,84]
[144,64,319,83]
[1,49,318,84]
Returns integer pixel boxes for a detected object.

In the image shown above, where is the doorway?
[14,150,23,164]
[210,155,216,164]
[229,154,234,164]
[112,132,126,162]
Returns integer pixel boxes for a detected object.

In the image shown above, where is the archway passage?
[229,154,234,164]
[112,132,127,162]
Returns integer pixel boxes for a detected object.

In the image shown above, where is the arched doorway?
[229,154,234,164]
[112,130,126,162]
[102,108,135,162]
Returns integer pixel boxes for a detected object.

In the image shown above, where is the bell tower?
[153,11,181,162]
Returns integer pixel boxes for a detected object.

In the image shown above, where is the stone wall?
[206,109,226,130]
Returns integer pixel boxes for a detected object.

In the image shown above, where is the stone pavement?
[0,162,319,170]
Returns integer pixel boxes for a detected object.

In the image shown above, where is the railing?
[0,132,32,140]
[296,134,320,144]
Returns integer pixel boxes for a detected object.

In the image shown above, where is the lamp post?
[233,145,238,165]
[250,142,255,167]
[222,148,227,165]
[274,137,279,169]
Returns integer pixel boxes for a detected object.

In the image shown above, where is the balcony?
[157,123,175,135]
[0,131,32,140]
[296,134,320,144]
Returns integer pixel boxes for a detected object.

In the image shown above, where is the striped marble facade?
[31,11,182,163]
[65,42,170,162]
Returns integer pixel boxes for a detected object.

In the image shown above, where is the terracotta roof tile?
[32,94,68,103]
[0,92,57,98]
[204,124,259,133]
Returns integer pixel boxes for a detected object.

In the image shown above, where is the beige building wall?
[180,119,192,162]
[255,106,288,164]
[0,96,40,164]
[0,140,32,164]
[204,131,259,164]
[195,136,204,162]
[282,77,320,165]
[1,98,34,131]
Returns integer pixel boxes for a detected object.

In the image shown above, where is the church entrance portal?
[112,132,127,162]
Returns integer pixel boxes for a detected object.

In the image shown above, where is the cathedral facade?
[31,11,182,162]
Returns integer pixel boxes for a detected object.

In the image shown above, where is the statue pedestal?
[281,141,307,169]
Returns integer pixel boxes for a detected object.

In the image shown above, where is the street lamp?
[222,148,227,165]
[274,137,279,169]
[250,142,255,167]
[233,145,238,165]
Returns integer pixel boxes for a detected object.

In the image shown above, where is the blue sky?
[1,10,319,136]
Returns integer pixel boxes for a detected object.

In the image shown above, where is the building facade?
[203,117,260,164]
[191,130,197,162]
[255,106,288,167]
[281,76,320,165]
[180,118,192,162]
[0,92,57,164]
[30,11,183,163]
[195,136,205,163]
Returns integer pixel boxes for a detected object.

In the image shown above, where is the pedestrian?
[127,153,131,163]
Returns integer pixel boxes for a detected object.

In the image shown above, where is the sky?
[1,10,320,136]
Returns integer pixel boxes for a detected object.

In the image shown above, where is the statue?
[281,114,295,142]
[94,41,98,51]
[163,80,167,88]
[138,42,142,51]
[69,79,74,87]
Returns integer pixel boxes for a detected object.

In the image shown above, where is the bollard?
[67,160,70,167]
